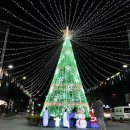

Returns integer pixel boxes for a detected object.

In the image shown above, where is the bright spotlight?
[8,65,13,69]
[22,76,27,80]
[123,65,128,68]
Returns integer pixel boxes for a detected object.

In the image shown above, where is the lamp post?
[22,76,32,114]
[31,81,35,114]
[0,64,14,113]
[28,80,34,115]
[0,27,9,80]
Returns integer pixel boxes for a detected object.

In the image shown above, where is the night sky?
[0,0,130,102]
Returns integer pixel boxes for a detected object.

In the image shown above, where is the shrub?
[26,114,41,120]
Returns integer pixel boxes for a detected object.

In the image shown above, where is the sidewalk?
[0,112,28,120]
[0,117,130,130]
[0,117,96,130]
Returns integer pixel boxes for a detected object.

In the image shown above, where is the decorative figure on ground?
[76,109,87,128]
[54,116,61,127]
[42,107,49,127]
[92,98,106,130]
[63,109,70,128]
[89,107,98,128]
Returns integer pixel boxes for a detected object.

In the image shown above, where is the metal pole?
[30,81,33,114]
[127,28,130,48]
[0,27,9,79]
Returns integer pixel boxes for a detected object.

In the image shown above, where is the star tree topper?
[61,26,74,38]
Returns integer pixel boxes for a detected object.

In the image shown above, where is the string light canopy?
[0,0,130,98]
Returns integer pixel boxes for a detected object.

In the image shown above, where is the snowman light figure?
[76,110,87,128]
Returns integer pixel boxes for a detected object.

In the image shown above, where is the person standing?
[42,107,49,127]
[63,109,70,128]
[92,98,106,130]
[69,109,76,127]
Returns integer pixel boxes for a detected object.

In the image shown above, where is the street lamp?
[8,65,13,69]
[5,64,14,113]
[7,64,13,80]
[22,76,27,80]
[123,64,128,68]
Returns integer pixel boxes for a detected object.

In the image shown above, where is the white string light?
[11,0,61,36]
[12,45,61,78]
[70,0,80,29]
[74,41,130,63]
[58,0,65,28]
[24,46,61,96]
[0,20,60,38]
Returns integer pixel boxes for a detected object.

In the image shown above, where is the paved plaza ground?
[0,117,130,130]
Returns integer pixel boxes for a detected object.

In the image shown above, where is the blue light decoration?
[90,122,99,128]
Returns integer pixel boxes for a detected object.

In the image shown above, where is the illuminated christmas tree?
[40,27,89,117]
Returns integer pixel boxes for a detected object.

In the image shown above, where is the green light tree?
[40,27,89,117]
